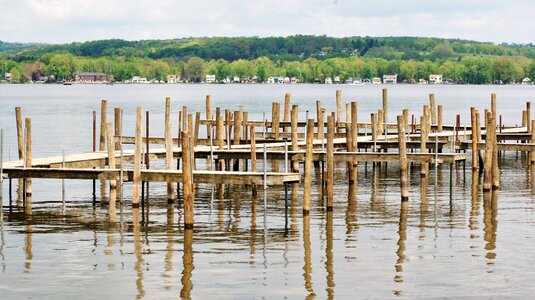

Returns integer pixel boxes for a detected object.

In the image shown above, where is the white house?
[382,74,397,84]
[522,77,531,85]
[429,74,443,84]
[419,78,429,85]
[267,77,275,84]
[233,76,240,83]
[131,76,148,83]
[371,77,382,84]
[325,77,333,84]
[334,76,341,84]
[205,74,216,83]
[290,77,299,84]
[167,74,178,83]
[5,72,12,82]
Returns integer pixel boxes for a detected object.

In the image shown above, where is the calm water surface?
[0,84,534,299]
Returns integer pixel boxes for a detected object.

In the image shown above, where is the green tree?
[44,53,75,81]
[183,57,205,83]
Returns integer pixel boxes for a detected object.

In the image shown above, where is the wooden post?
[216,107,224,171]
[303,119,314,215]
[483,112,494,192]
[326,115,334,211]
[491,112,499,190]
[491,93,497,118]
[378,109,385,138]
[99,99,108,151]
[429,94,436,126]
[188,114,193,137]
[291,105,299,172]
[350,102,358,183]
[165,98,175,202]
[182,131,194,229]
[527,102,531,132]
[182,106,188,131]
[336,90,343,131]
[470,107,478,170]
[420,115,429,177]
[522,110,527,129]
[114,107,121,150]
[193,111,201,147]
[106,122,117,189]
[233,110,242,171]
[15,107,23,159]
[402,108,409,133]
[371,113,377,143]
[206,95,212,140]
[437,105,443,132]
[398,115,409,202]
[24,118,32,198]
[382,88,388,127]
[272,102,280,140]
[530,120,535,165]
[316,101,323,140]
[132,107,143,206]
[250,124,257,196]
[283,93,291,133]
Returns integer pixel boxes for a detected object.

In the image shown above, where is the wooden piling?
[233,110,242,171]
[483,112,494,192]
[194,111,201,147]
[165,98,175,202]
[336,90,343,130]
[429,94,436,125]
[291,105,299,172]
[216,107,224,171]
[531,120,535,165]
[437,105,443,132]
[350,102,358,183]
[470,107,478,170]
[206,95,212,140]
[132,107,143,207]
[371,113,377,143]
[420,115,429,177]
[402,108,409,133]
[99,100,108,151]
[106,122,117,189]
[114,107,121,150]
[326,115,334,210]
[283,93,290,133]
[303,119,314,215]
[491,112,499,190]
[182,131,194,229]
[272,102,280,140]
[382,88,388,127]
[316,101,323,140]
[15,107,23,159]
[527,102,531,132]
[398,115,409,202]
[377,110,384,137]
[24,118,32,199]
[251,124,257,196]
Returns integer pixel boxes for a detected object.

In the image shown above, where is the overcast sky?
[0,0,533,44]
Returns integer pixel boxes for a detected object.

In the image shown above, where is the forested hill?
[3,36,535,61]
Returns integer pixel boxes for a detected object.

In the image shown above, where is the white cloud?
[0,0,532,43]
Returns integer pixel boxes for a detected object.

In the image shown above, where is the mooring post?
[284,139,289,173]
[132,107,143,207]
[106,122,117,189]
[194,111,201,147]
[233,110,242,171]
[24,118,32,213]
[92,110,97,201]
[99,100,108,151]
[326,115,334,211]
[491,112,499,190]
[145,111,150,220]
[530,120,535,165]
[206,95,212,140]
[336,90,343,132]
[114,107,121,150]
[316,101,323,140]
[398,115,409,202]
[377,110,384,139]
[283,93,291,134]
[420,115,429,177]
[15,107,24,159]
[182,131,193,229]
[429,93,436,126]
[350,102,358,183]
[291,105,299,172]
[216,107,225,171]
[251,125,257,196]
[527,102,531,132]
[483,111,494,192]
[165,97,176,202]
[371,113,377,152]
[470,107,478,170]
[303,119,314,215]
[262,112,266,139]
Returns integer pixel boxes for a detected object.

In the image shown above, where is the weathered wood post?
[182,131,194,229]
[283,93,291,133]
[316,101,323,140]
[303,119,314,215]
[429,93,436,126]
[483,111,494,192]
[194,111,201,147]
[251,125,257,196]
[106,122,117,189]
[206,95,212,140]
[382,88,388,130]
[491,112,499,190]
[371,113,377,146]
[291,105,299,172]
[165,98,176,202]
[24,118,32,210]
[114,108,121,150]
[420,114,429,177]
[336,90,343,132]
[437,105,443,132]
[15,107,23,159]
[99,99,108,151]
[233,110,242,171]
[530,120,535,165]
[350,102,358,183]
[402,108,409,133]
[398,115,409,202]
[272,102,280,172]
[527,102,531,132]
[470,107,478,170]
[377,110,384,138]
[216,107,225,171]
[132,107,143,207]
[326,115,334,211]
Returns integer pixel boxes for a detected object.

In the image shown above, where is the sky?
[0,0,533,44]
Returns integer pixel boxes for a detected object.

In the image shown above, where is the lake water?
[0,84,534,299]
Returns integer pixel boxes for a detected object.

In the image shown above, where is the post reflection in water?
[24,222,33,273]
[303,214,315,299]
[132,208,145,299]
[394,201,408,296]
[325,211,335,299]
[345,181,358,241]
[469,172,480,237]
[164,203,175,290]
[180,229,194,300]
[106,189,117,271]
[17,179,23,208]
[483,190,499,265]
[419,176,429,240]
[249,192,257,257]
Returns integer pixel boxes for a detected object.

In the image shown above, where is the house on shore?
[205,74,216,83]
[382,74,397,84]
[4,72,12,82]
[325,77,333,84]
[429,74,443,84]
[371,77,382,84]
[74,72,113,83]
[130,76,148,83]
[167,74,178,83]
[522,77,531,85]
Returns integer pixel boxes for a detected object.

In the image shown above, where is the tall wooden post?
[15,107,23,159]
[251,125,257,197]
[420,114,429,177]
[316,101,323,140]
[132,107,143,207]
[336,90,343,131]
[291,105,299,172]
[303,119,314,215]
[206,95,212,140]
[437,105,443,132]
[429,94,436,126]
[527,102,531,132]
[402,108,409,133]
[326,115,334,211]
[24,118,32,200]
[350,102,358,183]
[216,107,225,171]
[530,120,535,165]
[382,88,388,127]
[165,98,175,202]
[398,115,409,202]
[193,111,201,147]
[371,113,377,143]
[233,110,242,171]
[182,131,194,229]
[491,112,499,190]
[483,112,494,192]
[99,100,108,151]
[283,93,291,133]
[272,102,280,140]
[470,107,478,170]
[377,110,384,137]
[106,123,117,189]
[114,107,121,150]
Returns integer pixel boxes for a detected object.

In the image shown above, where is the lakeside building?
[522,77,531,85]
[130,76,148,83]
[4,72,12,82]
[334,76,341,84]
[74,72,113,83]
[325,77,333,84]
[419,78,429,84]
[167,74,178,83]
[371,77,382,84]
[429,74,443,84]
[382,74,397,84]
[205,74,216,83]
